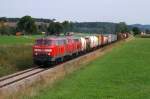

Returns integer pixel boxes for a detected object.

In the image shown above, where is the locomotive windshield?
[36,39,54,45]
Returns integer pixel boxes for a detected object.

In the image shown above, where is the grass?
[0,33,94,45]
[20,38,150,99]
[0,35,44,45]
[0,45,33,77]
[0,35,45,77]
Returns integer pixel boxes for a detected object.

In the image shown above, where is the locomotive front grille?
[34,53,52,62]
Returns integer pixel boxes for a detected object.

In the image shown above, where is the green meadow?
[0,35,44,45]
[21,38,150,99]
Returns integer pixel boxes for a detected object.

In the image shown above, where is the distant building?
[141,32,150,38]
[5,22,17,27]
[141,32,146,35]
[16,32,22,36]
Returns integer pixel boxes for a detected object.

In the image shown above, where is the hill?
[130,24,150,31]
[72,22,117,33]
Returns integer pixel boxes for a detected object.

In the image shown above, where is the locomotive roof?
[37,36,67,40]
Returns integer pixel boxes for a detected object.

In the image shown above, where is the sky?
[0,0,149,24]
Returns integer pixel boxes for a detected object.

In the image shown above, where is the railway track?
[0,67,46,88]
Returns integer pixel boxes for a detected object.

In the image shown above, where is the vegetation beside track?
[19,38,150,99]
[0,45,33,77]
[0,35,44,77]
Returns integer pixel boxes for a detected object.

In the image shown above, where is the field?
[0,35,44,45]
[0,35,44,77]
[19,38,150,99]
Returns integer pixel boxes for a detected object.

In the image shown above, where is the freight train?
[33,33,128,66]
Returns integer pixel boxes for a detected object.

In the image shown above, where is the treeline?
[0,16,143,35]
[72,22,117,33]
[0,16,73,35]
[0,17,53,23]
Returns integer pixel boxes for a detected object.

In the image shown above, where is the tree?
[47,22,63,35]
[0,17,7,22]
[55,22,63,35]
[47,22,56,35]
[115,22,129,33]
[132,27,141,35]
[62,21,70,32]
[38,23,47,32]
[17,16,37,34]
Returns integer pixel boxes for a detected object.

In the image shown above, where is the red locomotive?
[33,37,82,66]
[33,37,66,65]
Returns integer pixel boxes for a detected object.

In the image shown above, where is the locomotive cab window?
[36,39,54,45]
[56,39,66,46]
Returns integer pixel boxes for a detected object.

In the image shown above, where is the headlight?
[35,53,38,55]
[48,53,51,56]
[34,49,41,52]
